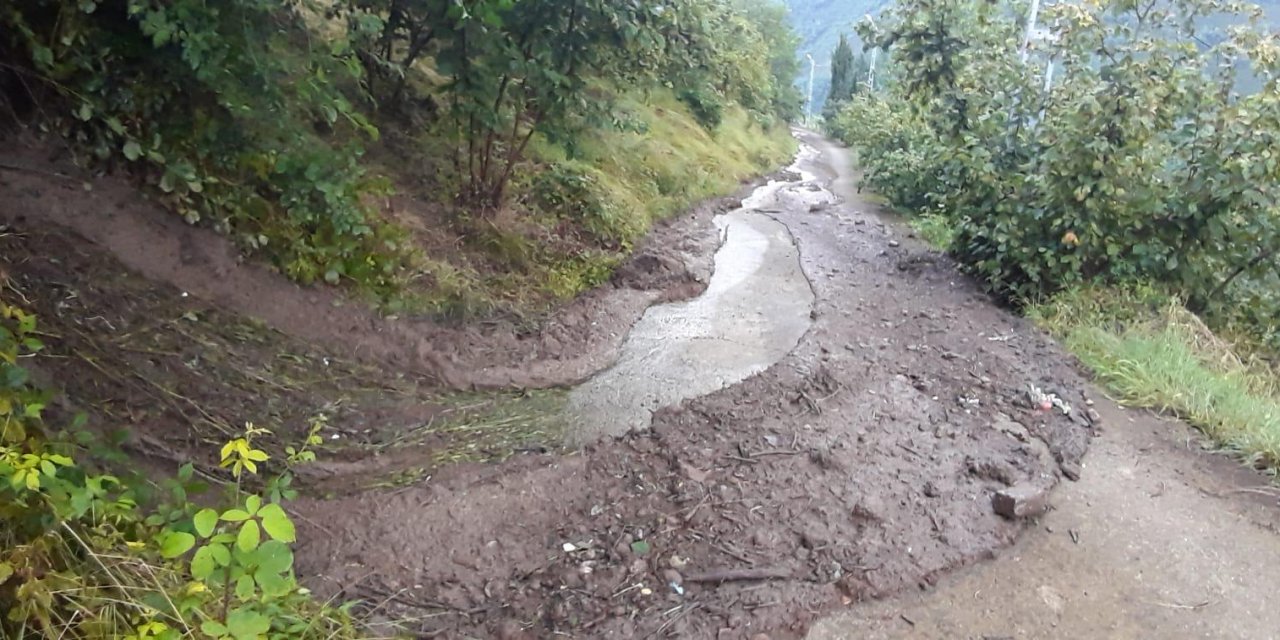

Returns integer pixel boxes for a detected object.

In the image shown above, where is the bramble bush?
[835,0,1280,349]
[0,301,363,640]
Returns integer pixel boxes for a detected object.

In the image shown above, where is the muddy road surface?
[809,399,1280,640]
[290,133,1098,638]
[566,155,818,443]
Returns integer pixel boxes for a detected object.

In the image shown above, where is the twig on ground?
[683,568,792,583]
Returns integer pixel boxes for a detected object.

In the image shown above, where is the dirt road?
[808,386,1280,640]
[803,131,1280,640]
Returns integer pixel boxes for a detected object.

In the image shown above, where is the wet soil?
[808,400,1280,639]
[566,164,816,443]
[8,130,1209,639]
[288,133,1096,638]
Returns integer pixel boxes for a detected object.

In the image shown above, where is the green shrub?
[843,0,1280,336]
[677,87,726,130]
[0,301,365,640]
[0,0,414,299]
[531,161,639,247]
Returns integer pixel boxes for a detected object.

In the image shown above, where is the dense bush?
[835,0,1280,348]
[0,0,415,297]
[531,161,638,247]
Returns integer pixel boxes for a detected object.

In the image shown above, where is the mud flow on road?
[565,148,826,443]
[290,131,1095,638]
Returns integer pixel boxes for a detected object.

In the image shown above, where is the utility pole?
[805,53,816,126]
[866,47,878,91]
[1020,0,1042,63]
[864,15,879,91]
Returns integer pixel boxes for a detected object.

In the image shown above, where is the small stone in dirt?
[662,569,683,585]
[992,483,1052,519]
[888,240,901,248]
[1060,460,1083,481]
[923,481,940,498]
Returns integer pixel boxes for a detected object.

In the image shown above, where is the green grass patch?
[907,212,956,250]
[1029,286,1280,474]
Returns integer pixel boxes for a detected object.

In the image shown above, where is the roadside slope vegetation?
[830,0,1280,471]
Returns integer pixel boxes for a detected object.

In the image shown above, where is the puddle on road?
[565,144,829,444]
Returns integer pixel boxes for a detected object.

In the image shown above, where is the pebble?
[992,482,1052,519]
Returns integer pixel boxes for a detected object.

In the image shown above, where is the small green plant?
[0,301,363,640]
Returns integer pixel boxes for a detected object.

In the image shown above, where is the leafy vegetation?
[820,34,877,120]
[831,0,1280,354]
[1030,286,1280,472]
[0,302,367,639]
[1,0,802,311]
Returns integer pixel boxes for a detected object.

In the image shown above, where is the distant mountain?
[783,0,1280,117]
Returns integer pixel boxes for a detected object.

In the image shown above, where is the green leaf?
[194,508,219,537]
[225,608,270,640]
[221,509,252,522]
[33,46,54,69]
[254,540,294,574]
[160,531,196,559]
[122,141,143,161]
[234,574,256,601]
[75,102,92,122]
[258,503,295,542]
[244,495,261,515]
[201,621,229,637]
[190,545,215,580]
[237,519,261,552]
[255,570,292,597]
[0,561,13,584]
[629,540,652,556]
[208,542,231,566]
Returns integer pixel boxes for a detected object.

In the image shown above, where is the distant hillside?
[784,0,1280,116]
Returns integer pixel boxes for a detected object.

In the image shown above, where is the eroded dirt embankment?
[0,143,753,391]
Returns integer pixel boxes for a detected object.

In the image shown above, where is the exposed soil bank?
[289,132,1095,638]
[0,144,752,390]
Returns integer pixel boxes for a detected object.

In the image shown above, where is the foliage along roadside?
[0,301,370,640]
[1,0,804,313]
[1028,285,1280,474]
[828,0,1280,354]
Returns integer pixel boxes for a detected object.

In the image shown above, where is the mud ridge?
[0,144,783,391]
